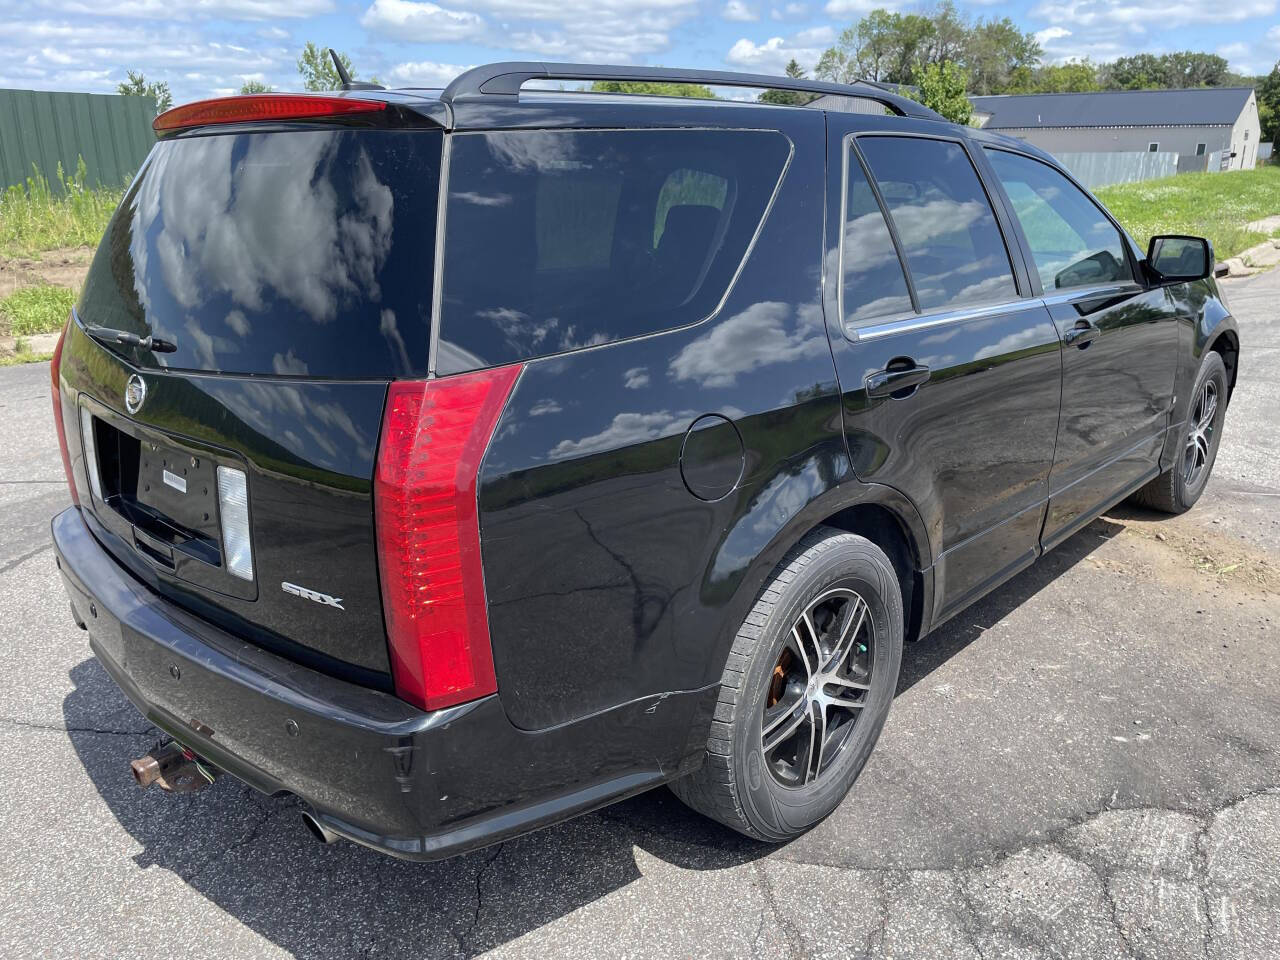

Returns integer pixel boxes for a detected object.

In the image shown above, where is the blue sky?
[0,0,1277,104]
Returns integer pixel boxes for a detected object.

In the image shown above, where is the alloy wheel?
[760,587,874,788]
[1183,378,1219,489]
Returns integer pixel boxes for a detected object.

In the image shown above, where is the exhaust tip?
[300,810,339,845]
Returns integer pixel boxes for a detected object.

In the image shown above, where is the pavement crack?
[462,842,506,952]
[0,543,52,576]
[0,715,152,737]
[953,874,991,960]
[183,802,285,885]
[752,861,808,959]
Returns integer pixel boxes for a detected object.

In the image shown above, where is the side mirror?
[1145,235,1212,284]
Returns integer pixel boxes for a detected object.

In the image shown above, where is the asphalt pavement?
[1,271,1277,959]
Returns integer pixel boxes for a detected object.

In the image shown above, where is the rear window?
[78,129,442,378]
[435,129,791,374]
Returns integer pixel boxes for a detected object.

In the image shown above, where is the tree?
[1005,60,1100,94]
[589,80,714,98]
[759,59,816,105]
[1101,51,1229,90]
[1258,62,1280,148]
[923,1,969,67]
[962,17,1041,95]
[117,70,172,115]
[910,61,972,124]
[296,42,380,91]
[1162,52,1230,88]
[240,80,273,94]
[815,10,936,85]
[814,4,1040,95]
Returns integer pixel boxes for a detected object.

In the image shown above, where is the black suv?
[50,63,1238,858]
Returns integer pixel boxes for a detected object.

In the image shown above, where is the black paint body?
[52,88,1239,859]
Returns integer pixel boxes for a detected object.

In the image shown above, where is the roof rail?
[438,62,945,122]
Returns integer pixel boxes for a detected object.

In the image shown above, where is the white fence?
[1054,151,1180,189]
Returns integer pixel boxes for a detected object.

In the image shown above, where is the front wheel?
[1129,351,1228,514]
[669,527,903,841]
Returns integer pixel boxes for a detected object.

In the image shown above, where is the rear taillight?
[50,316,78,506]
[154,95,386,132]
[374,365,523,712]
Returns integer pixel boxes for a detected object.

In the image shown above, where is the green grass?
[0,160,123,260]
[0,284,76,336]
[1096,165,1280,260]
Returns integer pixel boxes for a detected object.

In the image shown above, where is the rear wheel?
[1129,352,1228,514]
[670,527,903,841]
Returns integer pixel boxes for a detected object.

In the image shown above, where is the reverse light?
[79,407,103,503]
[154,94,386,132]
[50,316,78,507]
[216,466,253,581]
[374,365,523,712]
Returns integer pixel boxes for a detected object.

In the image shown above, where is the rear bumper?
[52,507,715,860]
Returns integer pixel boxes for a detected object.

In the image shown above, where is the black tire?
[1129,351,1228,514]
[670,526,903,841]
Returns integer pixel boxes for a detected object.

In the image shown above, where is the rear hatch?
[59,108,444,684]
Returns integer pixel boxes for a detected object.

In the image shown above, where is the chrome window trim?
[850,297,1033,341]
[851,280,1146,342]
[1039,282,1143,306]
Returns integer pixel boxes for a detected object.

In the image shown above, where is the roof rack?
[438,62,944,121]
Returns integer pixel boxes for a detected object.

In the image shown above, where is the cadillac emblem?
[124,374,147,415]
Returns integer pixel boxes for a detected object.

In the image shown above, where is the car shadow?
[64,515,1123,959]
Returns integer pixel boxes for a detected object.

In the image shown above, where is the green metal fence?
[0,88,156,192]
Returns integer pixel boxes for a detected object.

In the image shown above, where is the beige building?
[970,87,1262,171]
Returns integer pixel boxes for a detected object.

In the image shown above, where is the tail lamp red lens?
[154,95,386,132]
[374,365,523,711]
[50,315,78,507]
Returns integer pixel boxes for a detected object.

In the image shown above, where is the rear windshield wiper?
[85,325,178,354]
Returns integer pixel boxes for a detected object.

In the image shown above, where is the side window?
[858,136,1018,311]
[437,129,790,373]
[841,146,913,326]
[984,149,1132,292]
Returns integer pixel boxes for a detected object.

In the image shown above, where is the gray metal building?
[970,87,1261,171]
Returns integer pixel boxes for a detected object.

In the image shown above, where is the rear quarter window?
[435,128,792,374]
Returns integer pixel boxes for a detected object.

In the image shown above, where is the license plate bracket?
[135,441,221,543]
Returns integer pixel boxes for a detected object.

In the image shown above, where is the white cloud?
[17,0,332,19]
[1031,0,1277,30]
[1034,26,1071,46]
[793,25,835,46]
[1217,34,1280,75]
[726,33,829,74]
[722,0,758,20]
[386,60,471,87]
[360,0,486,42]
[0,19,288,100]
[824,0,902,14]
[770,3,808,19]
[361,0,698,61]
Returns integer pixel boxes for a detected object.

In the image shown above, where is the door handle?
[865,362,931,398]
[1063,321,1101,348]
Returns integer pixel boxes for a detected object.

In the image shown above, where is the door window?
[841,147,913,326]
[984,148,1133,292]
[857,136,1018,311]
